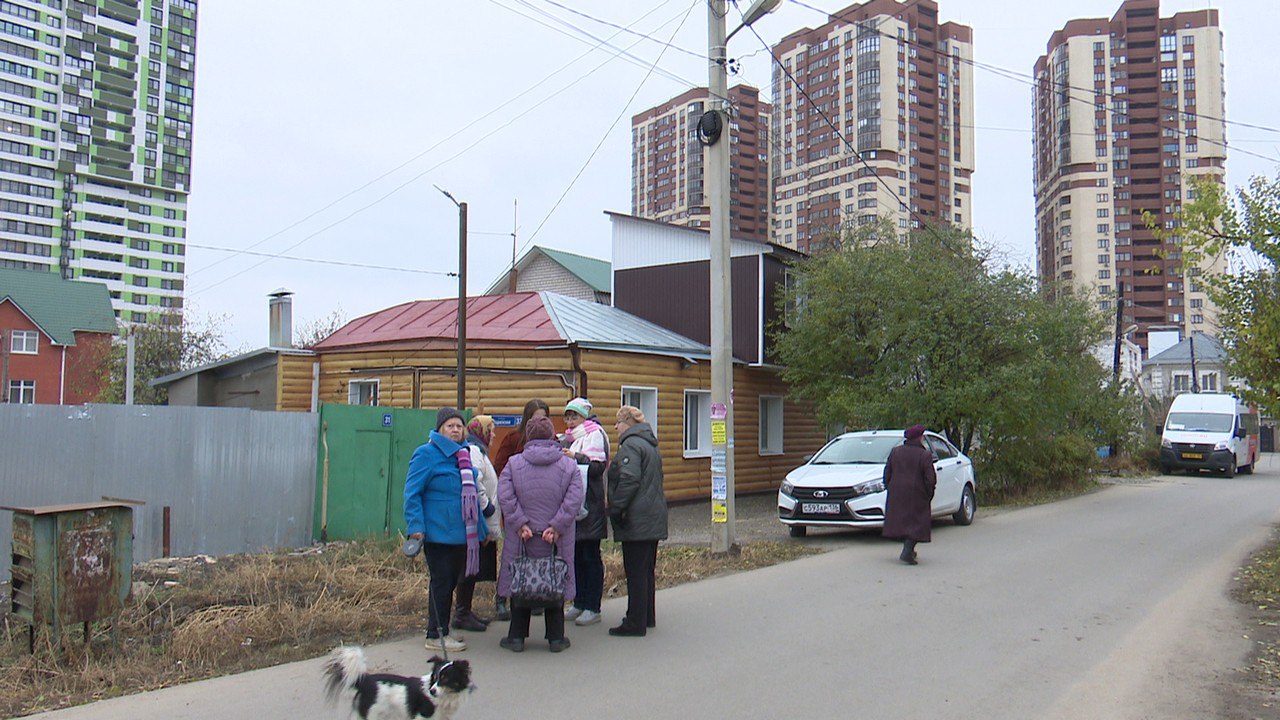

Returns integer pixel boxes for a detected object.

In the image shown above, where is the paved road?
[31,455,1280,719]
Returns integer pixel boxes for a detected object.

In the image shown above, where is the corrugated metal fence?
[0,404,317,579]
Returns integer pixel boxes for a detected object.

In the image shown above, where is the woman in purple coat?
[881,424,937,565]
[496,415,583,652]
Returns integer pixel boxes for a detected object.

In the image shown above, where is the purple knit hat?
[905,424,926,440]
[525,415,556,441]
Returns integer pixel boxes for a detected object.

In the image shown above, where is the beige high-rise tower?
[1033,0,1225,350]
[770,0,974,253]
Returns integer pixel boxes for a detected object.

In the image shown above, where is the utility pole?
[436,186,468,410]
[706,0,780,554]
[1189,333,1199,393]
[1112,282,1124,387]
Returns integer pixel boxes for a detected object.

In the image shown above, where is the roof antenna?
[509,199,518,294]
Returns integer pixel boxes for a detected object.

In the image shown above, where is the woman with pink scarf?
[560,397,610,627]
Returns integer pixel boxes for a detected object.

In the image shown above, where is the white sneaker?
[424,634,467,652]
[564,606,583,621]
[575,610,601,626]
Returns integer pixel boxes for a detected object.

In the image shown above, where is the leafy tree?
[294,306,347,348]
[1169,174,1280,411]
[96,312,231,405]
[774,222,1137,497]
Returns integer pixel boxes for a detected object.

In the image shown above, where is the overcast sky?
[185,0,1277,351]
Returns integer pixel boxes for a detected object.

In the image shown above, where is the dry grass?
[1232,529,1280,709]
[0,538,820,717]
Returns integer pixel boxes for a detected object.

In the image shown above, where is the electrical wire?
[186,243,455,276]
[188,1,691,282]
[525,0,707,62]
[188,6,699,297]
[519,0,702,253]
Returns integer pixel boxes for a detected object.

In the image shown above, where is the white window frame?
[347,379,379,406]
[1171,373,1191,394]
[1200,373,1218,392]
[620,385,658,432]
[683,390,711,458]
[759,395,784,455]
[10,329,38,354]
[7,379,35,404]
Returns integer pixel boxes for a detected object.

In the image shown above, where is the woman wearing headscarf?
[404,407,491,653]
[560,397,609,627]
[451,414,500,632]
[882,424,937,565]
[496,415,583,653]
[607,405,667,638]
[491,398,550,620]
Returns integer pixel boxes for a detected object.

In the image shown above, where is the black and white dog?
[323,646,474,720]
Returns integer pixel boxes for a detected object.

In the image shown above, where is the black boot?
[900,540,918,565]
[495,596,511,621]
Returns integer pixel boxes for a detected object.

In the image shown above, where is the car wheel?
[1223,458,1236,478]
[1240,459,1254,475]
[952,485,976,526]
[789,525,808,538]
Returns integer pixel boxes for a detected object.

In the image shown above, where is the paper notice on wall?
[712,499,728,523]
[711,403,728,420]
[711,420,727,445]
[711,474,727,500]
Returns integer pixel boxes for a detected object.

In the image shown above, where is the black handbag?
[509,541,568,608]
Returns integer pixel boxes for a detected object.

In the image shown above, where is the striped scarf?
[456,448,480,577]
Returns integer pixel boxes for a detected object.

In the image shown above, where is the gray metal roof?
[540,292,711,359]
[149,347,314,387]
[1145,332,1226,365]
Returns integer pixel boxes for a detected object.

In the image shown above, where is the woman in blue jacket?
[405,407,490,653]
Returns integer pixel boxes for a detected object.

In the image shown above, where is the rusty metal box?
[6,502,133,635]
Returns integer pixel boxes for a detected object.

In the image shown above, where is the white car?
[778,429,978,537]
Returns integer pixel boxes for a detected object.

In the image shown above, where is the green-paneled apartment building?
[0,0,196,323]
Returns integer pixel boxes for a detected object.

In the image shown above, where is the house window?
[348,379,379,406]
[1172,374,1191,393]
[10,329,38,353]
[7,379,35,403]
[683,390,711,457]
[759,396,784,455]
[620,386,657,431]
[1200,373,1217,392]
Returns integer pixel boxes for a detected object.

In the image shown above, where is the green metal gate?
[314,404,453,541]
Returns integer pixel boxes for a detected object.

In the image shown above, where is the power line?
[189,2,691,282]
[525,0,707,62]
[187,243,456,276]
[520,0,701,253]
[189,6,697,297]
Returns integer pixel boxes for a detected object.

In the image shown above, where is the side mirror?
[1234,427,1246,438]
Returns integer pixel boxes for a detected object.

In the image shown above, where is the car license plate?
[801,502,840,514]
[1182,452,1203,459]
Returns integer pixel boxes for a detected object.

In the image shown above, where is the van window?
[1166,412,1233,433]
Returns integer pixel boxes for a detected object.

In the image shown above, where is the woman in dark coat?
[496,415,582,653]
[606,405,668,637]
[881,424,937,565]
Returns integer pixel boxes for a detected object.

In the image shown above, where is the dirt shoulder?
[1222,527,1280,718]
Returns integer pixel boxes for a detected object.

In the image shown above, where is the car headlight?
[1161,437,1172,449]
[852,479,884,497]
[780,480,795,496]
[1214,440,1230,451]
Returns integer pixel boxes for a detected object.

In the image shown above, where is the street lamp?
[706,0,779,554]
[435,186,468,411]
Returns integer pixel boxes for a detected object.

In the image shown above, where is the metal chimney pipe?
[268,288,294,348]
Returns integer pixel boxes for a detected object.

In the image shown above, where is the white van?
[1160,393,1260,477]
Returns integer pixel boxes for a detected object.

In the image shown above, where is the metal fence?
[0,404,317,579]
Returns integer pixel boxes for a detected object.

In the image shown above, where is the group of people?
[403,396,668,654]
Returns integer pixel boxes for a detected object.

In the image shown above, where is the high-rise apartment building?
[1033,0,1224,349]
[631,84,771,242]
[0,0,197,323]
[771,0,973,253]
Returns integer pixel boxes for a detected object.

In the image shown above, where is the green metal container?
[6,502,134,639]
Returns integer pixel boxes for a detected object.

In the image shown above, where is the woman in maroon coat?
[881,424,937,565]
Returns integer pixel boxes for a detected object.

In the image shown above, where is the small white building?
[1141,332,1228,397]
[1089,336,1143,389]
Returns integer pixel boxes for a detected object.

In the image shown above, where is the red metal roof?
[313,292,562,350]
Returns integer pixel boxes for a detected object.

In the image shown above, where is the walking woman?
[404,407,491,652]
[496,415,583,652]
[607,405,667,637]
[561,397,609,627]
[882,424,937,565]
